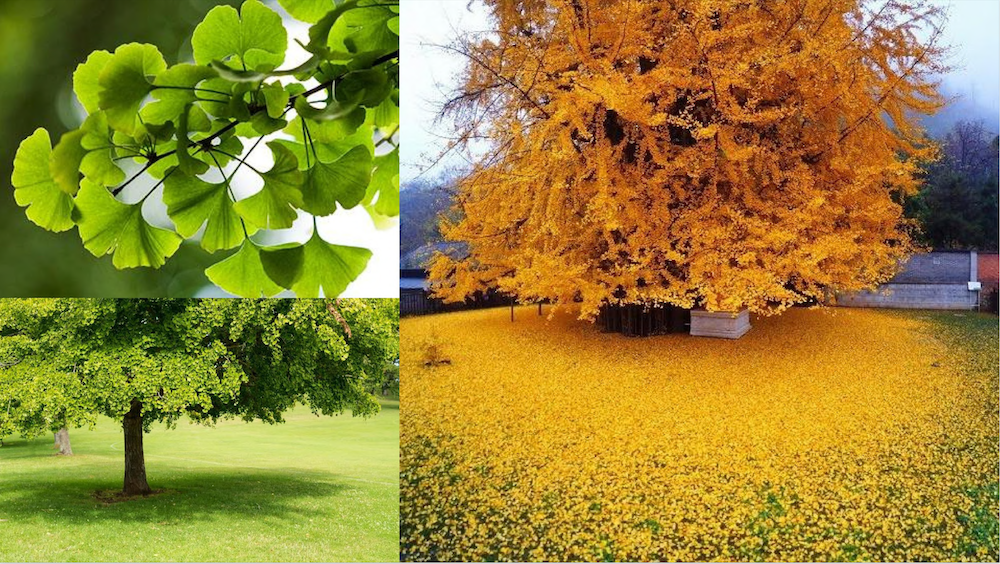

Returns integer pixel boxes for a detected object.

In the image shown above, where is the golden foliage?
[431,0,948,317]
[400,308,999,561]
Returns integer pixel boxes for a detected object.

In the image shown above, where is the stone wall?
[891,252,971,283]
[835,251,979,310]
[835,283,977,309]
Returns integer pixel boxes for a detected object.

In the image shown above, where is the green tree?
[908,121,1000,251]
[0,298,399,496]
[9,0,400,297]
[0,299,91,455]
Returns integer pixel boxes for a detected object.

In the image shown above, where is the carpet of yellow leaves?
[400,307,999,562]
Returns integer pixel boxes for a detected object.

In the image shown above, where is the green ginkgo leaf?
[163,171,247,252]
[275,0,336,24]
[11,129,75,233]
[259,231,371,297]
[192,0,287,71]
[205,241,284,297]
[74,180,182,268]
[72,50,113,114]
[367,148,398,217]
[301,145,372,215]
[294,95,362,123]
[261,82,290,118]
[97,43,167,135]
[233,142,304,230]
[292,232,372,297]
[49,129,88,195]
[175,105,210,176]
[141,64,219,125]
[370,94,399,135]
[79,113,126,187]
[327,4,397,56]
[335,69,390,108]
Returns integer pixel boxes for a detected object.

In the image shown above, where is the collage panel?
[0,0,401,562]
[399,0,999,562]
[1,0,999,562]
[0,0,398,299]
[0,298,399,561]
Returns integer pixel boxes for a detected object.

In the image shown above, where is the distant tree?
[430,0,947,318]
[0,300,88,455]
[380,362,400,398]
[0,298,399,497]
[908,121,999,250]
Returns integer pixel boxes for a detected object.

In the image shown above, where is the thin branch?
[140,165,177,202]
[152,85,232,97]
[210,148,265,175]
[110,49,401,197]
[438,43,551,119]
[111,160,157,197]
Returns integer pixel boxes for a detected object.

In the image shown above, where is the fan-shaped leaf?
[260,232,371,297]
[233,142,304,230]
[300,145,372,215]
[276,0,336,24]
[72,50,113,114]
[192,0,287,71]
[205,241,284,297]
[163,171,247,252]
[11,129,75,232]
[74,180,181,268]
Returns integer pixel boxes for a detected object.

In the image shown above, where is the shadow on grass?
[0,468,346,524]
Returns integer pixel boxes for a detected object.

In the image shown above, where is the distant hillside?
[920,82,1000,138]
[400,173,459,267]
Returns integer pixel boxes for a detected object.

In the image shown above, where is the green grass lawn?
[0,400,399,562]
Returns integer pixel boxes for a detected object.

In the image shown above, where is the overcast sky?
[400,0,1000,183]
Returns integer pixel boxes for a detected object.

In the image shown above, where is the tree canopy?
[0,298,399,495]
[430,0,947,317]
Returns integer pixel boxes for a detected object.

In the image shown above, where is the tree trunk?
[54,426,73,455]
[122,399,152,496]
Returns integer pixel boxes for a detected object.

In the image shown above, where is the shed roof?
[400,277,428,290]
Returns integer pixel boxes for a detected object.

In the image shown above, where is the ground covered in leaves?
[400,307,998,562]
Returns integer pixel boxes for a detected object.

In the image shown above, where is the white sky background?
[400,0,1000,183]
[400,0,490,183]
[940,0,1000,116]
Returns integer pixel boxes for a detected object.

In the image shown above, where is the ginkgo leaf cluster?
[10,0,399,297]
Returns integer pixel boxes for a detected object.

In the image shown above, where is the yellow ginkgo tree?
[429,0,948,319]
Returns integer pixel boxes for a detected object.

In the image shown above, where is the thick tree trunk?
[54,426,73,455]
[122,400,152,496]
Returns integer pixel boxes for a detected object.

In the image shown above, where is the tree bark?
[54,426,73,455]
[122,399,152,496]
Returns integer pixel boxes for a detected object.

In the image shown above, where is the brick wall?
[978,253,999,288]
